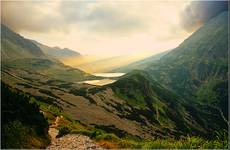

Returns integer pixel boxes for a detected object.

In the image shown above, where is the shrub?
[2,120,30,148]
[95,133,119,141]
[57,125,71,137]
[1,82,50,149]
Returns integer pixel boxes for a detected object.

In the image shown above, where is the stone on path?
[47,129,102,149]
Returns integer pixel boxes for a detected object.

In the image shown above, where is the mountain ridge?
[144,11,228,115]
[103,70,227,138]
[32,40,81,58]
[1,24,96,82]
[1,24,45,60]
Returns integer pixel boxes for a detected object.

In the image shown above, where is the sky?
[1,0,228,56]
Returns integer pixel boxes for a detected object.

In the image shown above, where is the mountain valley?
[1,8,228,149]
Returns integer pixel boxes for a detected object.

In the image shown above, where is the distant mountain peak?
[32,41,81,58]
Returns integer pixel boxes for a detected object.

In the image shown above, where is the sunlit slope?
[112,50,170,73]
[1,25,95,82]
[59,55,105,68]
[60,53,153,73]
[145,12,228,117]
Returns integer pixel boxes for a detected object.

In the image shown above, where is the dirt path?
[48,116,61,140]
[47,116,102,149]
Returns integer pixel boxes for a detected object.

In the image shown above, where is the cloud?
[1,1,65,32]
[180,1,228,31]
[58,1,147,35]
[80,7,144,33]
[1,1,146,34]
[1,1,192,56]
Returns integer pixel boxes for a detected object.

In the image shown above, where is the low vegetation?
[1,82,50,149]
[36,96,227,149]
[56,118,228,149]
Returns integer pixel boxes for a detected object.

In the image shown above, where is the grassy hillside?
[145,12,228,118]
[107,70,227,138]
[2,58,95,82]
[1,24,45,60]
[1,82,50,148]
[1,24,96,82]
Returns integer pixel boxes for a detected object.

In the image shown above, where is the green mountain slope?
[1,24,45,60]
[1,25,95,82]
[145,11,228,117]
[32,40,80,58]
[112,50,170,73]
[105,70,227,138]
[81,11,229,139]
[2,66,228,148]
[3,58,94,82]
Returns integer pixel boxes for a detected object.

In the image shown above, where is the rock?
[46,133,102,149]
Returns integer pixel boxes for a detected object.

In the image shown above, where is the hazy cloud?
[58,1,147,34]
[1,1,193,56]
[1,1,65,32]
[180,1,228,31]
[2,1,146,34]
